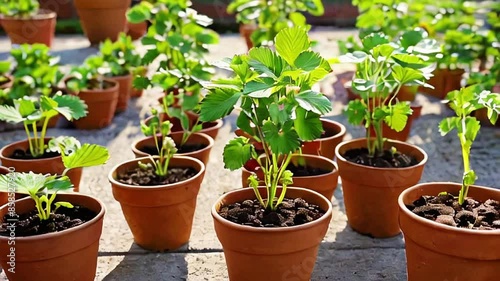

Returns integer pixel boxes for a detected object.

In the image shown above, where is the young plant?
[0,144,110,221]
[0,0,39,17]
[339,32,440,157]
[128,0,219,104]
[0,93,88,157]
[227,0,324,47]
[140,108,178,178]
[439,85,499,204]
[159,93,201,146]
[66,56,105,92]
[99,33,142,77]
[200,27,332,211]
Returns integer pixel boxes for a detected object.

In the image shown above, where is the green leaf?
[54,201,74,209]
[0,104,24,123]
[464,117,481,143]
[345,99,367,125]
[338,51,368,63]
[262,121,301,154]
[294,51,324,71]
[400,30,424,49]
[199,88,241,122]
[269,103,288,125]
[392,65,424,85]
[384,102,412,132]
[223,137,253,170]
[45,178,73,192]
[17,98,37,118]
[294,108,323,141]
[392,54,428,69]
[53,94,88,120]
[248,47,285,78]
[244,78,275,98]
[439,117,460,136]
[62,144,109,170]
[463,170,477,186]
[127,2,152,23]
[362,33,390,50]
[295,90,332,115]
[275,27,310,66]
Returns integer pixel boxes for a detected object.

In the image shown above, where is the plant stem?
[458,116,471,205]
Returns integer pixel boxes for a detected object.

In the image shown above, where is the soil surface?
[343,148,417,168]
[140,143,207,155]
[10,149,60,160]
[287,163,330,176]
[407,193,500,230]
[218,198,326,227]
[0,205,97,237]
[117,164,197,186]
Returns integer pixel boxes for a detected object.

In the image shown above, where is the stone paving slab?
[0,27,499,280]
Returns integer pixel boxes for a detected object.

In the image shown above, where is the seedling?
[200,27,332,211]
[0,144,109,220]
[66,56,105,92]
[140,108,178,178]
[99,33,142,77]
[0,93,88,157]
[159,93,202,146]
[0,0,39,17]
[439,85,499,204]
[339,32,440,157]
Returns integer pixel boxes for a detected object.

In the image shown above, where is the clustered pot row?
[0,25,498,281]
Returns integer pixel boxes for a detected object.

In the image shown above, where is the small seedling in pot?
[140,108,178,178]
[0,143,109,223]
[339,31,440,159]
[439,85,499,204]
[159,93,202,146]
[200,27,332,211]
[0,93,88,158]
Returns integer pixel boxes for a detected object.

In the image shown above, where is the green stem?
[458,117,471,205]
[276,154,293,206]
[24,123,34,156]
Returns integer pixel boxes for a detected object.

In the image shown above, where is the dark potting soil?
[140,143,207,155]
[218,198,326,227]
[287,163,330,177]
[0,205,97,237]
[343,148,417,168]
[117,165,197,186]
[10,149,60,160]
[407,194,500,230]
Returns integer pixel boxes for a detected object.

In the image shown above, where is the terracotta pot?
[396,85,418,102]
[0,193,105,281]
[213,187,332,281]
[109,156,205,251]
[239,23,257,50]
[130,87,143,98]
[420,68,465,99]
[0,138,83,191]
[109,74,132,114]
[73,0,132,45]
[302,118,346,160]
[241,154,339,200]
[131,132,214,166]
[126,20,148,41]
[0,9,56,47]
[367,104,422,142]
[68,78,119,130]
[399,182,500,281]
[335,138,427,238]
[144,112,223,140]
[39,0,77,19]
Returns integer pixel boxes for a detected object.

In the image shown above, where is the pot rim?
[108,155,206,190]
[0,138,61,162]
[399,182,500,235]
[131,132,215,157]
[212,186,333,232]
[243,154,338,179]
[0,9,56,20]
[335,137,428,171]
[0,193,105,241]
[318,118,346,141]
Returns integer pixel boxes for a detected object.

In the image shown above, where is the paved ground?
[0,27,499,281]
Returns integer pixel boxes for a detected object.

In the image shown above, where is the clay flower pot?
[108,156,206,251]
[420,68,465,99]
[239,23,257,50]
[131,132,214,166]
[213,187,332,281]
[144,112,223,140]
[0,138,83,191]
[0,193,105,281]
[126,20,148,41]
[335,138,427,238]
[67,78,119,130]
[399,182,500,281]
[0,9,56,47]
[109,74,132,113]
[241,154,339,200]
[301,118,346,160]
[74,0,132,45]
